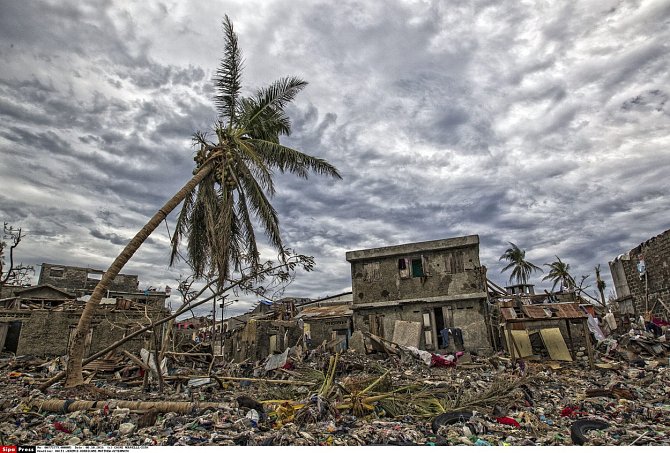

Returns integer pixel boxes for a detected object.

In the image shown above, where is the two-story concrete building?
[346,235,492,354]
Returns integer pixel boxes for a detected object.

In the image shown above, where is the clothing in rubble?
[440,327,463,348]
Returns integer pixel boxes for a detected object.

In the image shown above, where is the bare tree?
[1,222,34,289]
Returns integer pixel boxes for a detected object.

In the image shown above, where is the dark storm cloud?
[1,0,669,314]
[89,228,127,246]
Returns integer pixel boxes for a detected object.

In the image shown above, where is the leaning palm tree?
[542,256,576,292]
[64,16,341,387]
[499,242,542,285]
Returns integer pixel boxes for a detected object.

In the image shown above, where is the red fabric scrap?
[430,354,455,368]
[495,417,521,427]
[560,406,588,417]
[53,422,72,434]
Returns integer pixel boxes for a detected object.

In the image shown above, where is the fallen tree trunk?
[165,375,316,386]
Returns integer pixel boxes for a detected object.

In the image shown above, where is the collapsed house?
[489,289,597,367]
[0,263,169,357]
[221,299,304,363]
[295,292,353,351]
[346,235,493,354]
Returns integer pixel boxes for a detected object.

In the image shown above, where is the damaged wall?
[223,318,302,363]
[5,310,162,357]
[306,317,351,348]
[346,236,485,305]
[39,263,139,295]
[353,299,491,353]
[609,228,670,317]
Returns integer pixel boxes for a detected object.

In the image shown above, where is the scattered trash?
[0,327,668,446]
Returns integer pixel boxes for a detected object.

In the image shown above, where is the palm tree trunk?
[64,164,213,387]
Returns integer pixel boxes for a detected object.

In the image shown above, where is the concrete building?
[346,235,493,354]
[609,228,670,318]
[0,263,169,357]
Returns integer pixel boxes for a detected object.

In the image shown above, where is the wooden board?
[539,327,573,361]
[510,330,533,357]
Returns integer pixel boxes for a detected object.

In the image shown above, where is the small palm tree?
[542,256,576,292]
[499,242,542,285]
[64,16,341,387]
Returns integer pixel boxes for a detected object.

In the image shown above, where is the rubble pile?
[0,344,668,446]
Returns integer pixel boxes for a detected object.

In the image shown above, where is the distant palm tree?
[542,256,576,292]
[499,242,542,285]
[64,16,341,387]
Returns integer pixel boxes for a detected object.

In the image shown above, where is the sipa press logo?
[18,448,36,453]
[0,446,17,453]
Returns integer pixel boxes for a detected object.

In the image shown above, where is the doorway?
[2,321,23,353]
[434,307,446,348]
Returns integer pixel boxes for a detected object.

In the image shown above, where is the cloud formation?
[1,0,669,317]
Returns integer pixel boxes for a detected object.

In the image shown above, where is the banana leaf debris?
[0,338,669,447]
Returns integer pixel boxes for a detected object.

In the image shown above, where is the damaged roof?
[296,304,353,320]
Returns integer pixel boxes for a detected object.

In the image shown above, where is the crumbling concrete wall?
[353,299,491,354]
[225,319,302,363]
[306,317,351,347]
[347,237,485,305]
[14,310,162,357]
[39,263,139,295]
[609,228,670,317]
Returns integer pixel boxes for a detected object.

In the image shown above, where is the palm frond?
[170,186,196,266]
[243,77,308,129]
[214,15,243,125]
[237,168,283,254]
[249,138,342,179]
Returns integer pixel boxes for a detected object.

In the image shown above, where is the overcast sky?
[1,0,669,318]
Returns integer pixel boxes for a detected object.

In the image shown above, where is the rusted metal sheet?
[522,305,552,319]
[552,303,585,318]
[500,307,517,320]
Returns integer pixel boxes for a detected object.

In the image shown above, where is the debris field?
[1,335,668,447]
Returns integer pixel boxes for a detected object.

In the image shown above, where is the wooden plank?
[510,330,533,357]
[0,323,8,353]
[539,328,573,361]
[582,319,595,369]
[122,350,151,371]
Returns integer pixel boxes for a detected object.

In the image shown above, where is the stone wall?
[610,228,670,317]
[14,309,162,357]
